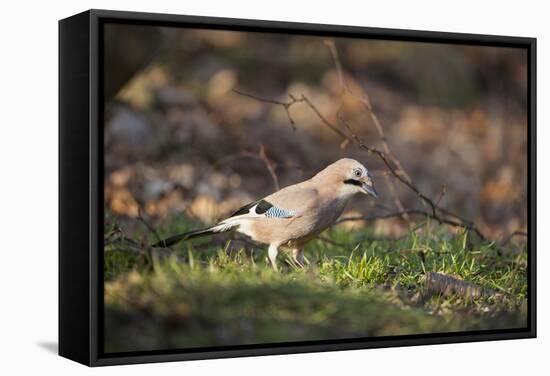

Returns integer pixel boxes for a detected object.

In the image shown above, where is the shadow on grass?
[104,260,458,353]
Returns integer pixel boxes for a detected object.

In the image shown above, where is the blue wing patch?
[230,199,295,219]
[265,206,295,218]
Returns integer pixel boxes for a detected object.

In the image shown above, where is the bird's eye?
[354,169,362,178]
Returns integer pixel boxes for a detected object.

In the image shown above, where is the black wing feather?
[229,199,273,217]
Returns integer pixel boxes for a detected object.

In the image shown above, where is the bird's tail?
[151,221,238,248]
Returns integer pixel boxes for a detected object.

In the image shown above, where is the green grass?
[103,213,527,353]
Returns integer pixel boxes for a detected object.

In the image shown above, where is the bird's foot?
[267,258,279,272]
[291,249,306,269]
[292,257,305,268]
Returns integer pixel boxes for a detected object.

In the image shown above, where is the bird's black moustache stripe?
[344,179,362,187]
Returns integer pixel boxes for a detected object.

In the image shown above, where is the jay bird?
[153,158,378,270]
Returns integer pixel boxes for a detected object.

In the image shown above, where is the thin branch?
[326,41,412,219]
[336,209,430,224]
[300,94,349,140]
[241,146,280,191]
[435,184,447,206]
[137,207,163,246]
[337,115,441,220]
[502,230,529,245]
[337,111,410,223]
[336,209,486,240]
[232,88,305,130]
[383,172,411,222]
[258,146,280,191]
[324,39,345,91]
[233,88,349,140]
[196,146,281,193]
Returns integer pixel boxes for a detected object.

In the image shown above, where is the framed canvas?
[59,9,536,366]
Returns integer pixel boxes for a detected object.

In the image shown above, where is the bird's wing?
[264,184,319,217]
[227,198,296,220]
[225,182,319,222]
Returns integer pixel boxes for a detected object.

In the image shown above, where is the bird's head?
[316,158,378,198]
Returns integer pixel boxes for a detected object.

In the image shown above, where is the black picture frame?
[59,9,537,367]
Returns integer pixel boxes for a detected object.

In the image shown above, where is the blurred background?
[103,23,528,241]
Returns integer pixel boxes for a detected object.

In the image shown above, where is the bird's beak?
[361,181,378,198]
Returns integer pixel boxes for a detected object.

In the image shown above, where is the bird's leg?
[268,243,279,271]
[291,248,305,268]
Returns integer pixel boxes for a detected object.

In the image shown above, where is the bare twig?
[196,146,281,192]
[252,146,279,191]
[324,40,345,91]
[300,94,349,140]
[383,172,410,222]
[435,184,447,206]
[502,230,528,245]
[338,114,439,218]
[336,209,429,224]
[137,207,163,247]
[335,209,485,239]
[325,41,412,221]
[324,40,413,182]
[232,89,305,130]
[337,111,410,223]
